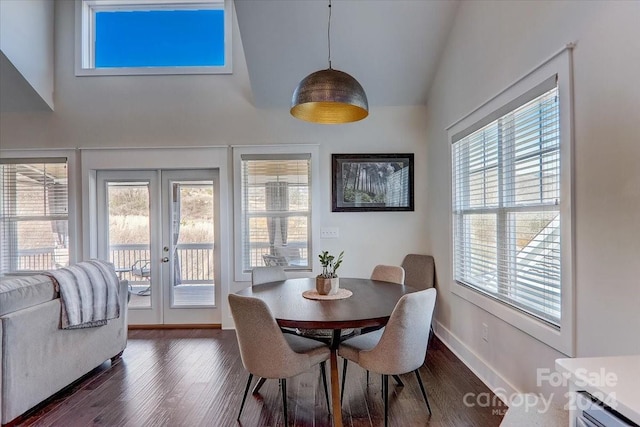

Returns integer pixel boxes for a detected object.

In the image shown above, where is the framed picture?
[332,153,414,212]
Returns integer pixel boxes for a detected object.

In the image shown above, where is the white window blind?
[240,154,311,272]
[452,77,562,326]
[0,159,69,274]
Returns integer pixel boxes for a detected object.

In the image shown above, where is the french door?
[97,169,220,325]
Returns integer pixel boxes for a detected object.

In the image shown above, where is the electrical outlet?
[482,323,489,342]
[320,227,339,239]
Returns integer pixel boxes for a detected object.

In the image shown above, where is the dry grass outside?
[108,216,214,245]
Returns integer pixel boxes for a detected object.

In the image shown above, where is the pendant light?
[290,0,368,124]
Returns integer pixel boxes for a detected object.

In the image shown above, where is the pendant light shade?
[290,0,368,124]
[290,68,368,124]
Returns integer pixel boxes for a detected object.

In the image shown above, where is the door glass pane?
[171,181,215,307]
[106,181,151,309]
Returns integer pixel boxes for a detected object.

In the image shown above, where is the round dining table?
[236,277,417,427]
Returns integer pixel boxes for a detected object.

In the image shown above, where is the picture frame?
[332,153,414,212]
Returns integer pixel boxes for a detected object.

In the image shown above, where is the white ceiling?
[235,0,460,109]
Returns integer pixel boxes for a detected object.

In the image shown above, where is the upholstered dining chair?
[229,294,331,426]
[251,266,287,286]
[401,254,435,290]
[370,264,405,284]
[347,264,406,380]
[338,288,437,427]
[365,264,407,386]
[250,266,296,394]
[356,265,405,340]
[252,267,291,335]
[401,254,436,340]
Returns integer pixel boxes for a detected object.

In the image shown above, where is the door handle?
[162,257,169,263]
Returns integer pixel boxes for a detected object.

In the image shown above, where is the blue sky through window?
[95,9,224,68]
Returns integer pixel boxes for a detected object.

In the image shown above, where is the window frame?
[75,0,233,76]
[0,149,79,274]
[447,51,575,356]
[232,145,320,283]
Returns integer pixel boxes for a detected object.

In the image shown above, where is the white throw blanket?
[47,260,121,329]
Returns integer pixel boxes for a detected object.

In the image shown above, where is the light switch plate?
[320,227,339,239]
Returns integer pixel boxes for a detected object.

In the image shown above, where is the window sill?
[75,65,232,77]
[451,281,573,356]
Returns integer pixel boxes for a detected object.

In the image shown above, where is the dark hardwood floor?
[16,330,506,426]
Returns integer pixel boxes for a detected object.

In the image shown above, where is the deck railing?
[110,243,214,284]
[14,243,308,280]
[16,247,57,271]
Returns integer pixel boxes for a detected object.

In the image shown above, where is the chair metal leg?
[382,374,389,427]
[252,376,267,394]
[393,374,404,386]
[320,361,331,413]
[414,369,432,415]
[380,375,403,392]
[340,358,348,404]
[281,378,288,426]
[238,373,253,421]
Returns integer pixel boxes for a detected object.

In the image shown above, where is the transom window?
[452,76,563,326]
[76,0,232,75]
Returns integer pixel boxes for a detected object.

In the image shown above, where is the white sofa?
[0,273,128,425]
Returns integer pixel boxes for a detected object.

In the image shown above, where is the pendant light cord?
[327,0,332,69]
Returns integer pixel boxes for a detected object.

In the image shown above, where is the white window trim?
[232,145,320,283]
[447,47,575,356]
[0,149,80,268]
[75,0,233,76]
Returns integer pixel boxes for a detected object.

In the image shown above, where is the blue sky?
[95,9,224,68]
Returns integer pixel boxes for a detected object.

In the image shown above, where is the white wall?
[0,1,430,326]
[425,0,640,397]
[0,0,54,110]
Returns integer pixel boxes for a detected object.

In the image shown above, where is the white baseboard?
[433,320,519,400]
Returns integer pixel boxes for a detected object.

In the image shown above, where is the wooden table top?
[236,277,416,329]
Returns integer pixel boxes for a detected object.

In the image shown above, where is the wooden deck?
[128,284,215,309]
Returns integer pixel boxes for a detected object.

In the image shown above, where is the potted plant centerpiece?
[316,250,344,295]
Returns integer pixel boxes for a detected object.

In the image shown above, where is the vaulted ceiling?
[235,0,460,108]
[1,0,460,113]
